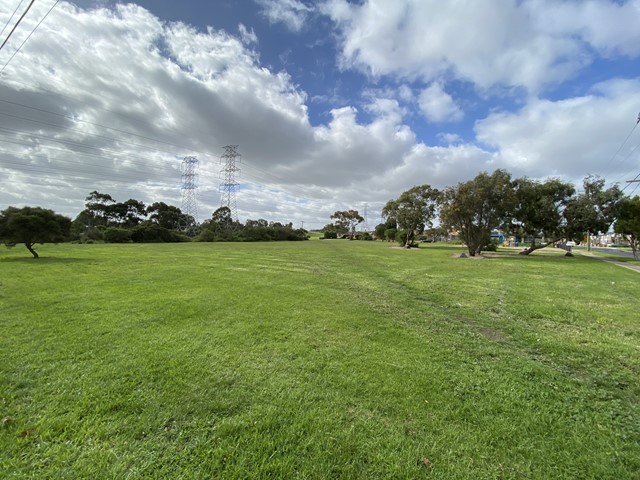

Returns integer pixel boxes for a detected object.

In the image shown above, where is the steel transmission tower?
[180,155,199,233]
[363,203,370,232]
[219,145,241,221]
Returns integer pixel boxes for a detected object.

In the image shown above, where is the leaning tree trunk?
[25,242,39,258]
[519,237,561,255]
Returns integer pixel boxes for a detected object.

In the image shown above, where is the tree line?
[0,191,308,258]
[325,169,640,258]
[3,171,640,258]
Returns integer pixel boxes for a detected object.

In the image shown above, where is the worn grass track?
[1,241,639,478]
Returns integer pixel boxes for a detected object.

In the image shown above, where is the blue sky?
[1,0,640,227]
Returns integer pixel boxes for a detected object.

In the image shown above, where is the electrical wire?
[0,0,60,74]
[0,0,25,40]
[0,0,33,52]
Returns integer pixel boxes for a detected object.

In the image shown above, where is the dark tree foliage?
[440,170,514,256]
[74,192,190,242]
[614,196,640,259]
[512,178,575,255]
[197,214,308,242]
[106,199,147,228]
[103,227,132,243]
[130,224,190,243]
[147,202,183,230]
[564,176,624,243]
[0,206,71,258]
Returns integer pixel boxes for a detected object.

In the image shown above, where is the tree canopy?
[330,210,364,240]
[440,170,514,256]
[0,206,71,258]
[383,185,440,247]
[614,196,640,259]
[511,177,575,255]
[563,176,624,244]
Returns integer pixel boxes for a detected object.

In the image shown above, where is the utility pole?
[219,145,241,222]
[180,155,198,234]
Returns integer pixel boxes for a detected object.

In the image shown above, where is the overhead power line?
[0,1,26,41]
[1,0,60,75]
[0,0,34,52]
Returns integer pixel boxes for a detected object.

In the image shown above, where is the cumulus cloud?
[475,78,640,183]
[1,0,638,229]
[322,0,640,92]
[0,1,416,224]
[418,83,463,123]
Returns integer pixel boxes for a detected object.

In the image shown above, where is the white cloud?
[256,0,313,33]
[238,23,258,45]
[418,83,463,123]
[437,133,461,145]
[1,1,638,229]
[475,78,640,183]
[322,0,640,92]
[0,1,415,225]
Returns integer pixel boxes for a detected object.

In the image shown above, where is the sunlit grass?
[1,241,639,478]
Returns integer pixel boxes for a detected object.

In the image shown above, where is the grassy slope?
[1,241,639,479]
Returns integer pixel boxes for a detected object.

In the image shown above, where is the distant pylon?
[219,145,241,221]
[363,203,370,232]
[180,155,199,233]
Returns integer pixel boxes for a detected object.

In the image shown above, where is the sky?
[1,0,640,229]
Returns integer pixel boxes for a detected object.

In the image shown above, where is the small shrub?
[482,240,500,252]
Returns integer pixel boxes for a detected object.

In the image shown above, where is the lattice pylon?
[219,145,241,222]
[180,155,199,233]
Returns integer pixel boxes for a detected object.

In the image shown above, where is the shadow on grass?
[0,256,92,264]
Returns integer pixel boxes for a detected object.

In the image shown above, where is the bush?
[482,240,500,252]
[103,227,132,243]
[130,224,189,243]
[384,228,397,241]
[196,229,217,242]
[323,231,338,239]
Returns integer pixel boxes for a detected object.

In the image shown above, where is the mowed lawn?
[1,240,639,479]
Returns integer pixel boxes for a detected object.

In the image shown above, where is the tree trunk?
[25,243,39,258]
[405,231,414,248]
[519,238,561,255]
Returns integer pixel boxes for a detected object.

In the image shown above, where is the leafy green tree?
[512,177,575,255]
[383,185,440,247]
[440,169,514,256]
[614,196,640,259]
[197,207,237,241]
[107,199,147,227]
[321,223,338,239]
[374,223,387,240]
[564,176,624,244]
[84,190,116,226]
[375,216,397,240]
[0,206,71,258]
[330,210,364,240]
[146,202,184,230]
[384,227,397,242]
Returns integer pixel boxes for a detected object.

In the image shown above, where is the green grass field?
[1,241,639,478]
